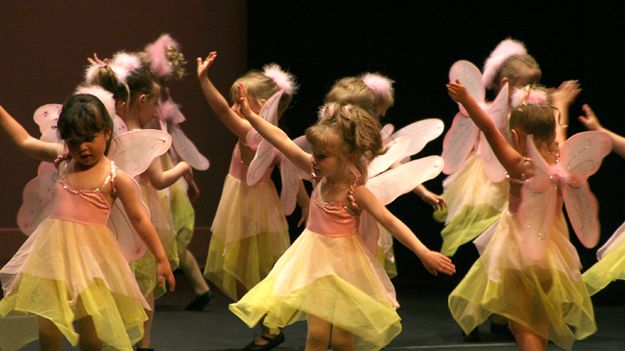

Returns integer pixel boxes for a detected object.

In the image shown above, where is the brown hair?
[229,70,295,118]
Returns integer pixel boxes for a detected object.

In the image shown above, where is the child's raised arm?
[145,157,192,190]
[237,84,313,175]
[447,81,526,177]
[197,52,251,140]
[0,105,61,162]
[353,185,455,276]
[115,171,176,291]
[579,104,625,158]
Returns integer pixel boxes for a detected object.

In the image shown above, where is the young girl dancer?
[142,34,213,311]
[579,104,625,294]
[197,52,306,349]
[0,94,175,350]
[446,82,603,350]
[325,73,446,278]
[230,86,455,350]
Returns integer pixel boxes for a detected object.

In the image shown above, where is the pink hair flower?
[362,73,394,98]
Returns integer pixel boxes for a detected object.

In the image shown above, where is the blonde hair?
[229,70,295,118]
[324,74,395,119]
[306,103,385,180]
[493,54,542,93]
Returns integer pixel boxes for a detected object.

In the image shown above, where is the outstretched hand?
[87,52,108,66]
[196,51,218,79]
[236,83,256,119]
[578,104,602,131]
[446,80,470,104]
[551,80,581,108]
[420,250,455,276]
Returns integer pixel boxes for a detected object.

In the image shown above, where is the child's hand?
[578,104,602,131]
[236,84,257,119]
[157,259,176,292]
[446,80,470,105]
[87,52,108,66]
[416,188,446,211]
[420,250,455,276]
[551,80,581,108]
[196,52,218,79]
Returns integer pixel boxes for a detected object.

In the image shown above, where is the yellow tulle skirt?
[434,153,508,256]
[448,211,595,350]
[582,221,625,295]
[205,175,290,301]
[131,178,179,299]
[230,229,401,351]
[0,218,149,350]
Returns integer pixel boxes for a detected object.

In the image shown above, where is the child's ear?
[500,77,509,90]
[511,128,521,148]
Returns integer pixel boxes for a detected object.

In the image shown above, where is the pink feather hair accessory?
[158,98,186,124]
[111,51,142,82]
[145,33,180,79]
[263,64,297,95]
[510,86,549,108]
[74,85,117,119]
[482,38,527,89]
[361,73,394,98]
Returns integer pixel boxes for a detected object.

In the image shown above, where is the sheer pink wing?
[597,220,625,259]
[448,60,485,116]
[245,90,284,147]
[366,155,444,205]
[387,118,445,158]
[441,112,479,174]
[108,176,149,261]
[380,123,395,143]
[33,104,63,143]
[368,137,411,178]
[16,162,57,236]
[560,131,612,248]
[278,135,313,214]
[108,130,172,177]
[168,122,210,171]
[519,136,559,261]
[476,83,509,182]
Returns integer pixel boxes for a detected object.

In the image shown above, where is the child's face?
[138,93,160,127]
[66,131,109,169]
[311,141,347,179]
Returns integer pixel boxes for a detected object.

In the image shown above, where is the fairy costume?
[204,141,290,301]
[448,131,611,350]
[582,221,625,295]
[230,177,402,350]
[0,158,149,350]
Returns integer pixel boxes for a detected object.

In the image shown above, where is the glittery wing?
[368,136,411,178]
[596,220,625,259]
[380,123,395,143]
[246,91,285,184]
[33,104,63,143]
[519,136,558,261]
[108,129,172,178]
[476,83,509,182]
[366,155,444,205]
[441,112,479,174]
[169,122,210,171]
[387,118,445,158]
[16,162,58,236]
[560,131,612,248]
[108,176,149,261]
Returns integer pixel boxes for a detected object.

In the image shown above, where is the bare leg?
[509,321,547,351]
[305,314,331,351]
[330,325,355,351]
[179,249,210,296]
[76,316,102,351]
[136,293,155,349]
[38,317,62,351]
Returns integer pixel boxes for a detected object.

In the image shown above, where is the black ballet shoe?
[185,291,213,311]
[242,332,285,351]
[136,348,155,351]
[462,328,481,342]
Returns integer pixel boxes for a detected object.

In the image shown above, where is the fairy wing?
[368,137,411,178]
[278,134,314,214]
[519,136,559,261]
[108,129,172,177]
[168,122,210,171]
[16,162,58,236]
[366,155,444,205]
[380,123,395,143]
[448,60,485,116]
[33,104,63,143]
[387,118,445,158]
[441,112,479,174]
[560,131,612,248]
[476,83,509,182]
[245,90,284,147]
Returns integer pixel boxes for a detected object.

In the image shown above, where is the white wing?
[448,60,485,116]
[169,122,210,171]
[16,162,58,236]
[477,83,509,182]
[387,118,445,158]
[368,137,411,178]
[108,129,172,177]
[108,176,149,261]
[441,112,479,174]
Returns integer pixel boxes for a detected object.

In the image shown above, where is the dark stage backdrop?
[247,1,625,297]
[0,1,246,263]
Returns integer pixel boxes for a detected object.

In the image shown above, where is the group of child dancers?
[0,34,624,351]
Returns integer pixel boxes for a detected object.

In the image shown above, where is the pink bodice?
[48,161,115,227]
[307,190,358,237]
[228,142,274,184]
